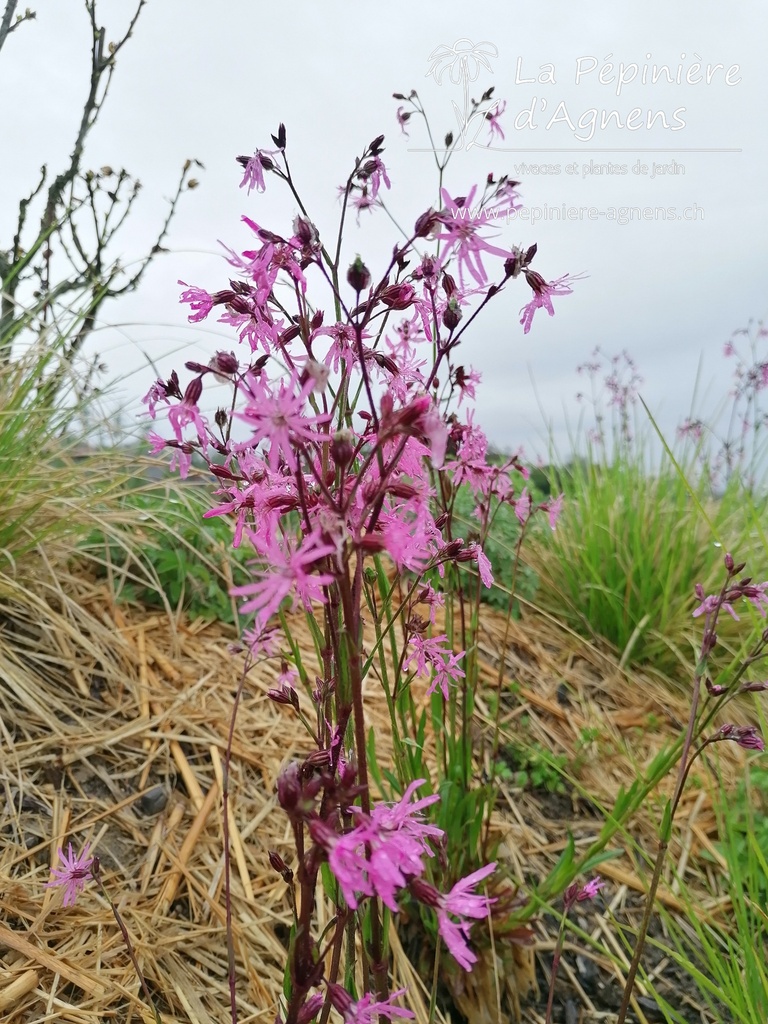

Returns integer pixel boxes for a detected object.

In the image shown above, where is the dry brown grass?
[0,551,753,1023]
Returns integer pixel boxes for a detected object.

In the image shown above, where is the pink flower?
[327,983,415,1023]
[242,624,281,658]
[714,724,765,751]
[315,781,442,912]
[741,581,768,616]
[406,634,465,699]
[231,531,336,628]
[361,780,443,908]
[433,186,513,287]
[519,272,580,334]
[473,543,494,588]
[486,100,506,142]
[45,842,94,907]
[692,592,739,621]
[563,875,604,911]
[396,105,411,137]
[514,488,531,525]
[236,372,330,473]
[546,493,564,530]
[178,280,214,323]
[238,150,276,194]
[168,406,207,451]
[361,155,391,200]
[456,366,482,406]
[437,863,497,970]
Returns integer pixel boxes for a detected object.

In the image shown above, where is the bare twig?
[0,2,36,58]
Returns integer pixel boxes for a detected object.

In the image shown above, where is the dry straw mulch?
[0,558,751,1024]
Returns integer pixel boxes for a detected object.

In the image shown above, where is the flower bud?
[380,282,415,309]
[268,684,300,709]
[524,268,548,294]
[740,680,768,692]
[327,983,354,1017]
[359,534,387,554]
[370,350,399,375]
[268,850,289,875]
[331,430,355,469]
[211,350,239,375]
[184,376,203,405]
[276,762,302,813]
[442,297,462,331]
[414,208,439,238]
[409,876,440,908]
[295,217,322,255]
[504,253,522,279]
[347,255,371,292]
[297,994,324,1024]
[279,323,302,346]
[301,359,330,394]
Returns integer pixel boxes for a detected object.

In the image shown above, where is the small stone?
[136,785,168,816]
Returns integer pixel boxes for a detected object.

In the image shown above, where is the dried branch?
[0,2,36,58]
[1,0,201,407]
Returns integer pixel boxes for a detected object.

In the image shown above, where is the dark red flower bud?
[210,463,241,481]
[347,256,371,292]
[211,350,239,375]
[442,297,462,330]
[276,762,302,813]
[297,994,323,1024]
[504,254,522,279]
[304,749,331,770]
[184,376,203,405]
[292,215,320,249]
[279,324,302,346]
[331,430,355,469]
[267,684,299,709]
[249,354,270,375]
[327,983,354,1016]
[379,283,415,309]
[409,877,440,908]
[268,850,288,875]
[414,208,439,238]
[227,295,253,316]
[359,534,387,553]
[524,269,548,295]
[370,350,398,374]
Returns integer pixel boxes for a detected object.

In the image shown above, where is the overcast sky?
[2,0,766,461]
